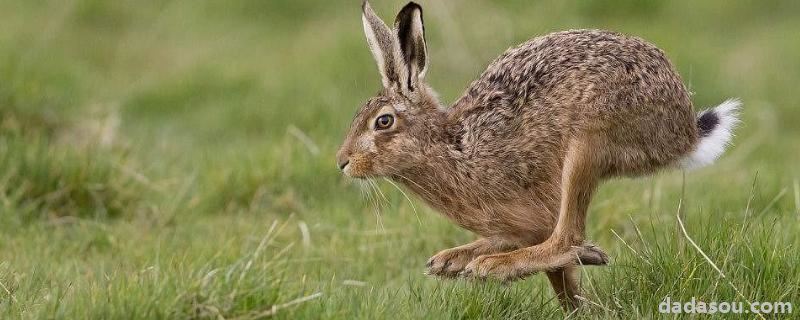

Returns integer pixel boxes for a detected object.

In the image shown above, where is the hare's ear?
[394,2,428,91]
[362,1,405,89]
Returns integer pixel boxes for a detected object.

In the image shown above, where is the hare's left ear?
[394,2,428,91]
[362,1,406,90]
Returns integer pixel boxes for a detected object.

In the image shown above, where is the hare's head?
[336,1,443,178]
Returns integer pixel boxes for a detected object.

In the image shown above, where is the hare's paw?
[574,244,609,266]
[459,243,608,282]
[460,251,532,282]
[426,246,477,277]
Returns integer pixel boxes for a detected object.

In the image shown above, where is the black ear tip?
[362,0,369,11]
[405,2,422,11]
[397,2,422,19]
[396,2,424,26]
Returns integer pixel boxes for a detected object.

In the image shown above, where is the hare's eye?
[375,114,394,130]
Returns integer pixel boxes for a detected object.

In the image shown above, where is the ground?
[1,1,799,319]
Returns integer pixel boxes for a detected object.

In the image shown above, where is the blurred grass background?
[1,0,799,318]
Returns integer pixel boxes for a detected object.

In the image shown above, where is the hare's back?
[449,29,694,176]
[456,29,691,118]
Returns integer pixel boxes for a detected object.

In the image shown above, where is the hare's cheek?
[357,135,378,153]
[372,130,402,150]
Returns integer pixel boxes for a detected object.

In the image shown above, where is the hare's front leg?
[461,139,608,282]
[426,238,514,277]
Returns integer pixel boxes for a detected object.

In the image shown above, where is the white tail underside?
[680,99,742,170]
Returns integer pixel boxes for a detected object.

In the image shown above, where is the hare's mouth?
[342,163,354,176]
[342,162,365,178]
[343,163,381,180]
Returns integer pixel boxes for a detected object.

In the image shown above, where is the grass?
[1,0,799,318]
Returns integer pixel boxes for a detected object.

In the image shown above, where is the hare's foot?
[426,238,513,278]
[460,242,607,282]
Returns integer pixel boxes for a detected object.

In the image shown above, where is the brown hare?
[336,1,740,309]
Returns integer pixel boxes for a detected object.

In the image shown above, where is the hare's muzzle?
[336,148,351,172]
[337,159,350,171]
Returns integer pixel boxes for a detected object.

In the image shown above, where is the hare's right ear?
[362,1,406,89]
[395,2,428,90]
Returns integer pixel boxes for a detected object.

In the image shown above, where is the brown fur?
[338,1,715,310]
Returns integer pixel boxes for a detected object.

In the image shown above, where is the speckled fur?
[337,1,733,310]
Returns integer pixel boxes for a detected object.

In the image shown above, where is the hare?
[336,1,740,309]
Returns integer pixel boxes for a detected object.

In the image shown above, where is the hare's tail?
[680,99,742,169]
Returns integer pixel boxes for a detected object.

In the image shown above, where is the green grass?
[1,0,799,318]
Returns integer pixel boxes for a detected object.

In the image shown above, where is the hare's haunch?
[336,1,740,310]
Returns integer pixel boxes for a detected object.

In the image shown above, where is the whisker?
[368,179,391,224]
[383,177,422,225]
[357,180,367,198]
[365,179,385,231]
[364,179,379,208]
[370,179,392,210]
[357,180,377,222]
[392,172,437,201]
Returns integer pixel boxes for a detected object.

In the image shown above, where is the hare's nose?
[337,159,350,171]
[335,147,351,171]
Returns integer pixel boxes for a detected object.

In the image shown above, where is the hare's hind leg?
[547,266,581,310]
[426,238,516,277]
[461,138,607,281]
